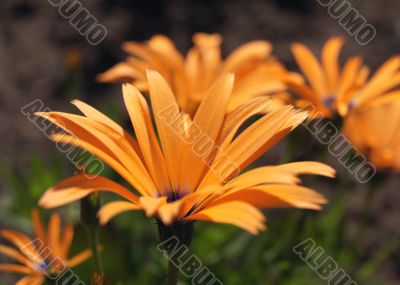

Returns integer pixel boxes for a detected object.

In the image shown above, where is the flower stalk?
[81,193,105,284]
[157,221,194,285]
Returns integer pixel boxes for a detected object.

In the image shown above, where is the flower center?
[322,95,335,108]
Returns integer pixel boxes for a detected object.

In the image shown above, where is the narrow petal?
[292,43,327,96]
[139,196,167,217]
[225,162,334,191]
[98,201,141,224]
[216,185,327,210]
[39,175,141,209]
[60,224,74,260]
[31,209,46,246]
[0,231,42,263]
[276,162,336,177]
[0,245,35,269]
[49,133,152,197]
[16,275,44,285]
[71,99,142,158]
[0,263,34,274]
[223,40,272,73]
[35,112,156,196]
[182,74,234,191]
[67,249,92,268]
[203,106,308,185]
[322,37,344,91]
[122,84,169,193]
[186,201,266,234]
[47,213,61,258]
[96,62,143,83]
[217,97,274,152]
[147,70,185,189]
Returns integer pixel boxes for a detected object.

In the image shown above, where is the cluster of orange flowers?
[98,34,400,170]
[1,33,398,284]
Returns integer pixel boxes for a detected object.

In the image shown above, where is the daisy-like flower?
[343,96,400,171]
[0,209,91,285]
[97,33,296,115]
[37,70,334,236]
[287,37,400,118]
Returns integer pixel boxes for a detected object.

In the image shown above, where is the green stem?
[45,278,54,285]
[89,225,104,274]
[166,258,179,285]
[81,193,105,280]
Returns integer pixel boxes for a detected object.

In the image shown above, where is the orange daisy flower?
[286,37,400,118]
[0,209,91,284]
[97,33,296,115]
[37,71,334,235]
[343,96,400,171]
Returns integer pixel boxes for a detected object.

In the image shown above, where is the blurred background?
[1,0,400,284]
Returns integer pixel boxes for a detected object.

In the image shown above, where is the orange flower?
[287,37,400,118]
[343,96,400,171]
[0,209,91,284]
[97,33,296,115]
[37,71,334,234]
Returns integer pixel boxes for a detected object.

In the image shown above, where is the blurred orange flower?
[0,209,91,284]
[36,71,334,235]
[97,33,296,115]
[287,37,400,118]
[343,96,400,171]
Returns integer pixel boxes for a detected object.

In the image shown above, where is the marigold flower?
[37,71,334,235]
[97,33,296,115]
[0,209,91,284]
[343,96,400,171]
[287,37,400,118]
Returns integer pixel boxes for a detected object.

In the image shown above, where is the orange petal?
[0,263,34,274]
[147,70,185,189]
[0,245,36,269]
[276,161,336,178]
[186,201,266,235]
[0,230,42,264]
[96,62,143,83]
[139,196,167,217]
[67,249,92,268]
[31,209,46,246]
[292,43,327,96]
[122,83,169,193]
[60,224,74,260]
[16,275,44,285]
[98,201,141,224]
[217,184,327,210]
[223,40,272,73]
[204,106,307,184]
[182,73,234,191]
[39,175,141,208]
[322,37,344,91]
[47,213,61,258]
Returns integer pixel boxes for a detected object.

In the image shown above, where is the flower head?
[0,209,91,284]
[287,37,400,118]
[343,96,400,171]
[37,71,334,234]
[97,33,295,115]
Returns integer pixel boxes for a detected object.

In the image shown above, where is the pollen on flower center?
[165,190,185,203]
[36,261,49,272]
[323,95,335,107]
